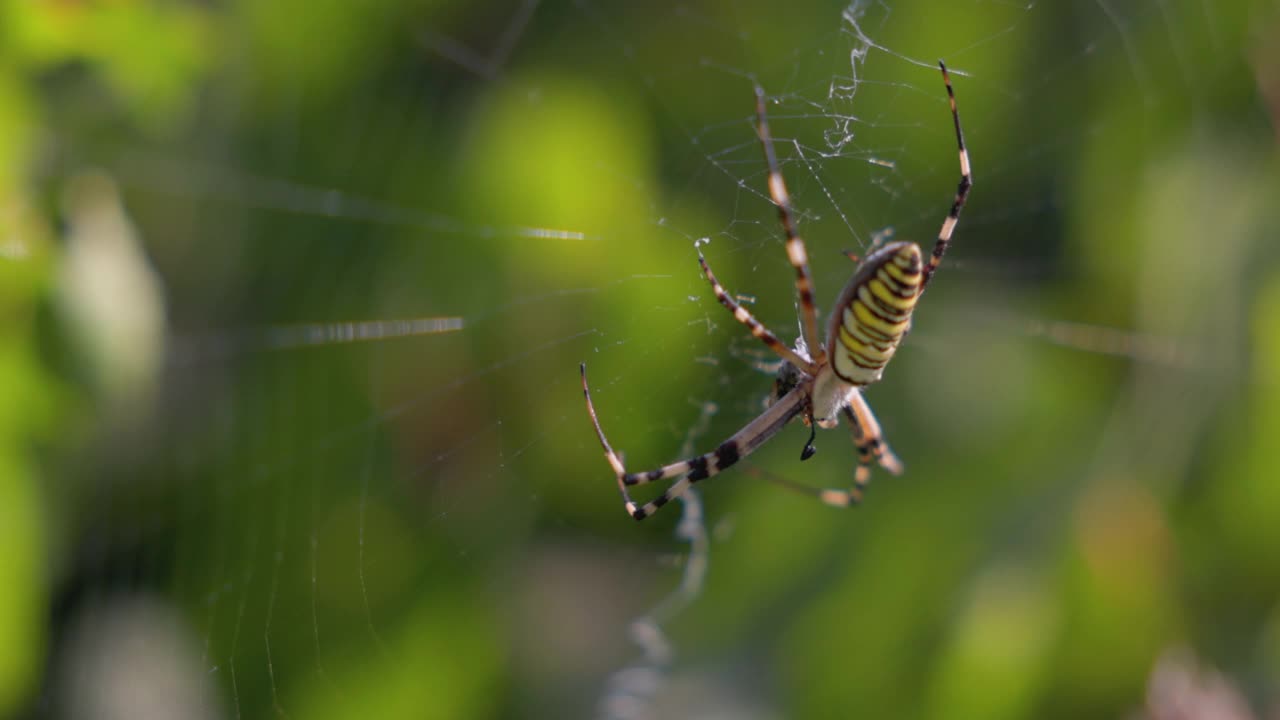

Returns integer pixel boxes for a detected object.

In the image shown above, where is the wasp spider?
[581,62,972,521]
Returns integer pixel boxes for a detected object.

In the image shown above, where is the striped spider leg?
[581,62,971,521]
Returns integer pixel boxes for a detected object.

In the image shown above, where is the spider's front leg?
[580,363,808,521]
[756,393,902,509]
[845,393,903,487]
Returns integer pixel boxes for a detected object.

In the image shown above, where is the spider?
[581,62,971,521]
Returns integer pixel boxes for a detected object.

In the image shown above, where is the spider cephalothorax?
[769,356,804,408]
[582,62,971,521]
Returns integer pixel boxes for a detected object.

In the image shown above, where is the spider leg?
[845,393,903,485]
[920,61,973,294]
[698,249,817,374]
[581,363,807,521]
[754,85,824,364]
[747,395,901,509]
[744,465,866,508]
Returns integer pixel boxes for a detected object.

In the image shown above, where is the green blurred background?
[3,0,1279,718]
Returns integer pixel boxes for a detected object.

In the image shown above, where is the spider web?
[16,1,1280,719]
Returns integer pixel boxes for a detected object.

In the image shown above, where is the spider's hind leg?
[697,248,816,375]
[921,61,973,293]
[753,85,824,365]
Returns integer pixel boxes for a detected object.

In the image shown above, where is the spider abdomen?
[829,242,923,385]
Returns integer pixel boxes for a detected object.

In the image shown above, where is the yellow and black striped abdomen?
[828,242,923,386]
